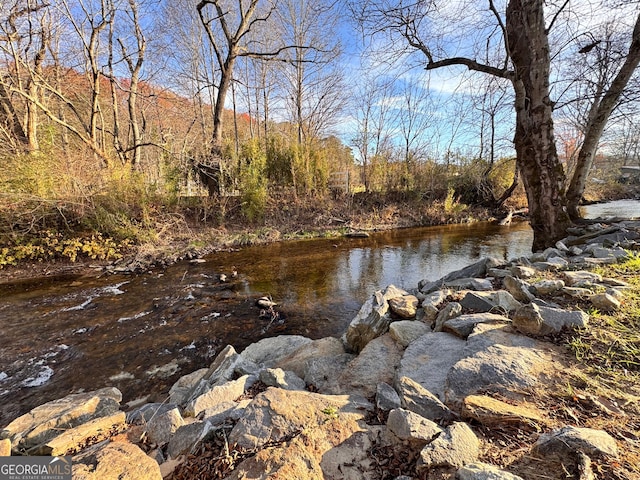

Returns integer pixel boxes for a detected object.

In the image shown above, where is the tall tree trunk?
[506,0,572,251]
[211,54,236,156]
[566,13,640,219]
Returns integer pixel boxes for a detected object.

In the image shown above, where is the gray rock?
[338,334,403,398]
[513,303,588,335]
[304,353,354,394]
[200,400,249,426]
[376,383,401,411]
[383,284,410,300]
[259,368,306,391]
[419,258,498,293]
[509,265,536,279]
[444,278,494,291]
[561,271,603,288]
[397,332,466,401]
[241,335,313,367]
[388,295,419,319]
[457,462,525,480]
[417,422,480,470]
[166,420,214,459]
[562,286,594,298]
[389,320,431,348]
[126,403,180,425]
[29,412,127,456]
[73,441,162,480]
[446,342,555,405]
[444,313,509,339]
[168,368,208,405]
[434,302,462,332]
[503,276,535,303]
[184,374,257,417]
[1,387,122,451]
[532,426,618,459]
[228,387,371,451]
[460,292,495,312]
[343,291,391,353]
[397,376,453,421]
[387,408,442,445]
[275,337,346,380]
[589,293,621,311]
[531,280,565,296]
[145,407,184,445]
[487,268,510,278]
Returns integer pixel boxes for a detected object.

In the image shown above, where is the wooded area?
[1,0,639,257]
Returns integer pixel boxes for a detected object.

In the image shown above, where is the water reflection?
[0,200,638,425]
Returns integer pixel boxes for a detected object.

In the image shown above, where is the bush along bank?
[1,220,639,479]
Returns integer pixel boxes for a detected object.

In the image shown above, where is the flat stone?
[276,337,346,380]
[532,426,618,459]
[418,422,480,470]
[127,403,180,425]
[562,286,594,298]
[445,278,494,291]
[304,353,354,394]
[73,441,162,480]
[457,462,525,480]
[397,376,453,422]
[510,265,536,279]
[228,387,371,451]
[166,420,214,459]
[2,387,122,451]
[444,313,509,339]
[29,412,126,456]
[397,332,467,401]
[513,303,588,335]
[561,271,603,288]
[338,334,403,398]
[184,374,257,417]
[460,292,495,312]
[200,400,249,426]
[387,408,442,445]
[419,258,498,293]
[389,320,431,348]
[461,395,543,427]
[241,335,313,367]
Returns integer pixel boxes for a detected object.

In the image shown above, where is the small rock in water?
[256,296,277,308]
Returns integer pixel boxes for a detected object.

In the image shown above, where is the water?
[0,200,637,425]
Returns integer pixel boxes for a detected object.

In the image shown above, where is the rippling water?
[0,200,637,424]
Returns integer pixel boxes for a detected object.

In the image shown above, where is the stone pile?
[1,219,638,479]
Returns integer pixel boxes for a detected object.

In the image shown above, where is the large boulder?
[73,441,162,480]
[241,335,313,367]
[275,337,346,379]
[396,332,466,400]
[417,422,480,470]
[228,387,372,450]
[1,387,122,451]
[184,374,257,417]
[337,334,403,398]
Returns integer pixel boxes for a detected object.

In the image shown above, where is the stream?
[0,199,638,425]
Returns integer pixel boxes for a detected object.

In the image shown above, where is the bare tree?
[0,1,51,154]
[560,14,640,218]
[351,0,640,250]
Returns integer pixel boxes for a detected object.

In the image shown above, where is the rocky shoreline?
[1,219,639,479]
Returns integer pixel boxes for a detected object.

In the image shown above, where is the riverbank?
[2,218,639,479]
[2,182,638,286]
